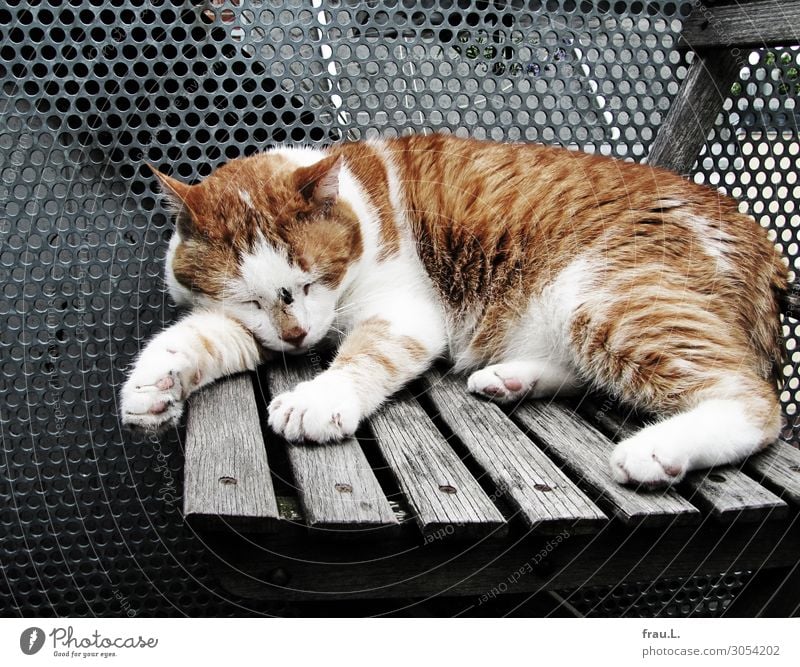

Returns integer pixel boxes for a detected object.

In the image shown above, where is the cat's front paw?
[120,349,191,433]
[610,434,688,488]
[268,375,361,443]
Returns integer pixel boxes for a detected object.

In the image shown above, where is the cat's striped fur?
[121,135,789,486]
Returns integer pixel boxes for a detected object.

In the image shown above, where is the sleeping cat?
[119,134,789,487]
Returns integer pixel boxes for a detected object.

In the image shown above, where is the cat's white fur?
[121,144,776,486]
[610,398,769,486]
[232,237,338,352]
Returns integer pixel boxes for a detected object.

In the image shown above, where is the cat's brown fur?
[155,154,363,295]
[384,135,786,413]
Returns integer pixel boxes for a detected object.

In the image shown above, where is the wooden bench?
[181,0,800,615]
[183,358,800,612]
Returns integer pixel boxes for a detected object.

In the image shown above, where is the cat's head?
[150,151,362,353]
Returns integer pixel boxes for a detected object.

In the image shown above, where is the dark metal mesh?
[0,0,795,616]
[559,570,751,617]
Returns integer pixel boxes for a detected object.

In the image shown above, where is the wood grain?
[578,398,788,522]
[267,360,399,534]
[370,391,507,539]
[423,368,607,534]
[184,373,280,532]
[745,440,800,506]
[648,49,740,174]
[681,1,800,49]
[681,468,788,522]
[510,402,700,526]
[215,514,800,601]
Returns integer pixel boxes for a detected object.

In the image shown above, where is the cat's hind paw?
[610,434,688,488]
[268,374,361,443]
[467,364,535,404]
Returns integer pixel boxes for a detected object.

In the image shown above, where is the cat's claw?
[610,435,688,487]
[268,376,360,443]
[120,355,188,433]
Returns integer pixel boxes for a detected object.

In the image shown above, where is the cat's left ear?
[294,155,341,207]
[146,164,200,239]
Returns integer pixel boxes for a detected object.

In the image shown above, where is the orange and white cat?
[120,134,789,487]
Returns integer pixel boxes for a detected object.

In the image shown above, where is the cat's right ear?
[146,164,198,238]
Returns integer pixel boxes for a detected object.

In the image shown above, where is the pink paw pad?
[653,454,683,478]
[156,376,174,391]
[502,378,524,392]
[481,385,505,396]
[149,400,169,415]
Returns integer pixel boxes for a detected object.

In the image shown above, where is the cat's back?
[386,133,731,241]
[382,133,784,294]
[377,134,786,368]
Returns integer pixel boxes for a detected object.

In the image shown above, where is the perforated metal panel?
[0,0,796,616]
[692,45,800,426]
[559,570,751,617]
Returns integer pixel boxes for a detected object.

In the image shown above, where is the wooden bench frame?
[182,0,800,616]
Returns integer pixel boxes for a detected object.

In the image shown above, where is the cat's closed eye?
[303,283,312,295]
[247,300,262,310]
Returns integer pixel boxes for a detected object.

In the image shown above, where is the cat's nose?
[280,326,308,347]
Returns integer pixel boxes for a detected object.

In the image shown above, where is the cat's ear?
[294,155,341,207]
[147,164,198,237]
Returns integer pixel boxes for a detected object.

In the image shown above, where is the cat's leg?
[610,377,781,486]
[569,291,782,486]
[268,309,444,443]
[467,359,582,403]
[120,310,263,432]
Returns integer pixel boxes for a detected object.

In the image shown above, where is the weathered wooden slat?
[510,402,700,526]
[681,1,800,49]
[215,515,800,601]
[578,399,788,522]
[184,373,280,531]
[648,49,740,174]
[745,440,800,506]
[267,361,399,533]
[423,369,607,534]
[681,468,788,522]
[369,392,507,539]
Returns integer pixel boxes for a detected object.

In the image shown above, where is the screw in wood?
[267,567,291,586]
[438,484,457,494]
[218,476,238,486]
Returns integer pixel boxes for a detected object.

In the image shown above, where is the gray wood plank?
[578,399,788,522]
[370,392,507,539]
[423,369,607,534]
[267,360,399,533]
[648,49,740,174]
[184,373,280,532]
[745,440,800,506]
[681,1,800,49]
[510,402,700,526]
[680,469,788,522]
[217,516,800,601]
